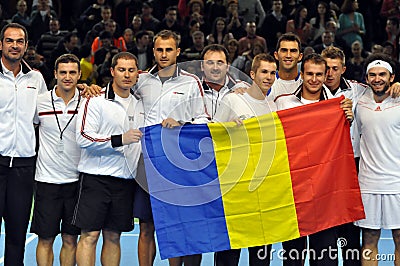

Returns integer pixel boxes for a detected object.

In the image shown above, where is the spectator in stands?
[181,20,201,50]
[237,0,266,29]
[381,41,400,82]
[309,1,334,45]
[79,44,98,85]
[91,19,127,60]
[29,0,58,45]
[128,30,153,70]
[185,0,209,34]
[205,0,226,26]
[114,0,142,29]
[207,17,230,46]
[123,28,135,51]
[259,0,287,53]
[370,43,384,54]
[24,46,53,86]
[181,30,206,61]
[286,5,311,47]
[131,15,144,38]
[225,0,246,40]
[232,41,264,76]
[36,18,68,60]
[238,21,267,55]
[31,0,54,11]
[344,40,366,82]
[11,0,30,31]
[156,6,184,34]
[77,0,106,40]
[384,17,400,58]
[225,38,239,64]
[97,46,120,79]
[140,1,160,34]
[91,5,113,35]
[380,0,400,20]
[313,30,337,54]
[337,0,366,49]
[282,0,300,20]
[49,33,80,72]
[325,20,350,57]
[93,31,117,66]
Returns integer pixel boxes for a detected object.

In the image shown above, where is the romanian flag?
[141,97,365,259]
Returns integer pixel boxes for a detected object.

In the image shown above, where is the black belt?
[0,154,36,167]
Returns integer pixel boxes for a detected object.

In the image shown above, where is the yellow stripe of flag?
[208,112,300,248]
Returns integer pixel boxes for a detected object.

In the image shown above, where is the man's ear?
[250,70,255,80]
[390,74,395,83]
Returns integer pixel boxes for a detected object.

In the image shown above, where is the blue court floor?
[0,224,396,265]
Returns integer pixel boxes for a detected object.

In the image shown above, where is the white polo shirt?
[34,88,81,184]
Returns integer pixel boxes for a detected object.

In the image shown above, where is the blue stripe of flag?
[141,124,231,259]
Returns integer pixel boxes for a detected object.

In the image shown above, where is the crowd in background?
[0,0,399,86]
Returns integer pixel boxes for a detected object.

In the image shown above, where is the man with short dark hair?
[0,22,48,266]
[353,53,400,266]
[129,30,153,70]
[267,33,303,101]
[321,46,400,266]
[181,30,205,61]
[199,44,248,120]
[313,30,336,54]
[156,6,183,34]
[74,52,143,266]
[49,32,80,71]
[36,18,68,59]
[140,1,160,33]
[134,29,208,266]
[259,0,287,53]
[31,54,82,266]
[275,53,353,266]
[238,21,267,55]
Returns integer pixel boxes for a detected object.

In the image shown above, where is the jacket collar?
[202,74,237,92]
[148,64,179,78]
[339,77,352,91]
[105,82,139,100]
[104,82,116,100]
[0,57,32,75]
[294,83,329,101]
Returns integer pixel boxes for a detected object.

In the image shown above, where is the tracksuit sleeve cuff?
[111,134,123,147]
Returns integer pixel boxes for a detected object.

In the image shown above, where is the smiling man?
[267,33,303,101]
[200,44,248,120]
[274,53,353,266]
[353,54,400,266]
[215,53,277,123]
[31,54,82,266]
[0,23,48,266]
[213,54,277,266]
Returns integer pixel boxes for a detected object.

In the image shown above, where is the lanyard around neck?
[50,89,81,140]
